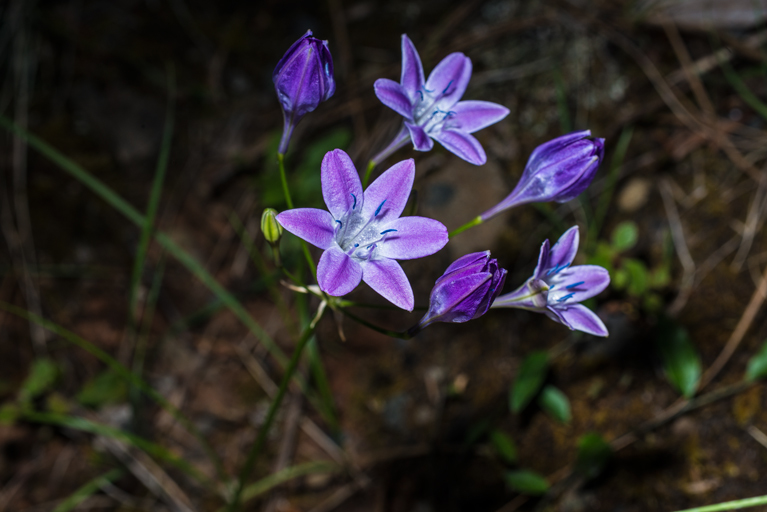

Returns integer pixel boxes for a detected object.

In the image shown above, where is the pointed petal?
[374,79,414,119]
[433,129,486,165]
[548,226,579,270]
[425,53,472,111]
[376,216,448,260]
[405,122,434,151]
[450,100,509,133]
[427,272,492,324]
[527,130,592,170]
[276,208,335,249]
[362,258,414,311]
[530,239,550,279]
[317,246,363,296]
[401,35,425,102]
[550,265,610,303]
[442,251,490,276]
[361,159,415,223]
[554,304,608,337]
[321,149,363,219]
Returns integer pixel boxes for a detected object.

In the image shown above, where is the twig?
[731,169,767,271]
[263,392,303,512]
[661,20,715,118]
[659,178,695,316]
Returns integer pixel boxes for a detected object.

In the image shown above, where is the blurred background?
[2,0,767,510]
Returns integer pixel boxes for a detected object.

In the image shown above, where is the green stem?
[341,308,411,339]
[227,317,321,512]
[448,215,483,237]
[277,152,317,278]
[672,495,767,512]
[362,159,375,188]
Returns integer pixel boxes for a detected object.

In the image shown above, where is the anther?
[416,90,424,101]
[557,292,575,303]
[335,220,342,227]
[380,229,397,235]
[565,281,584,289]
[351,193,357,210]
[375,199,387,216]
[442,80,454,95]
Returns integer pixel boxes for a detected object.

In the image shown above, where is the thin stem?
[448,215,482,238]
[365,125,410,186]
[227,311,323,512]
[277,152,317,278]
[341,308,411,339]
[672,494,767,512]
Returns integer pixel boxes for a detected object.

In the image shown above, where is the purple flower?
[276,149,448,310]
[481,131,605,220]
[491,226,610,336]
[417,251,507,329]
[373,35,509,166]
[273,30,336,154]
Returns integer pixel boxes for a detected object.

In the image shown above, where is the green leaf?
[0,403,20,425]
[657,318,701,398]
[52,468,124,512]
[504,469,549,495]
[77,369,128,408]
[510,352,549,413]
[586,241,615,273]
[240,461,339,505]
[623,258,648,297]
[574,432,612,480]
[538,385,571,424]
[489,429,518,464]
[649,265,671,288]
[19,359,58,403]
[611,221,638,252]
[745,342,767,382]
[612,268,629,290]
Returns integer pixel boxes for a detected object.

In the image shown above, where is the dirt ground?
[2,0,767,511]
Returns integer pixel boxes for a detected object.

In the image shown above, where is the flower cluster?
[270,31,611,337]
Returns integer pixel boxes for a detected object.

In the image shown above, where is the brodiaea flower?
[276,149,448,310]
[417,251,507,330]
[273,30,335,154]
[373,35,509,165]
[491,226,610,336]
[481,131,604,220]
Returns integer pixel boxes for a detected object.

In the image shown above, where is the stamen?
[565,281,584,289]
[380,229,397,235]
[416,90,424,101]
[442,80,454,95]
[442,110,456,120]
[335,220,342,227]
[375,199,387,216]
[422,85,434,93]
[351,193,357,210]
[557,292,575,303]
[354,243,359,247]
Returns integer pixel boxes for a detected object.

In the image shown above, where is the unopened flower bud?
[261,208,283,244]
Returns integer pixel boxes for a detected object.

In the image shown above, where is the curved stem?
[365,126,410,186]
[341,308,411,339]
[448,215,483,238]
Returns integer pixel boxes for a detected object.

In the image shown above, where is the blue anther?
[335,220,342,227]
[375,199,387,216]
[380,229,398,235]
[422,85,434,93]
[442,110,456,120]
[546,265,559,276]
[416,90,424,101]
[354,243,359,248]
[557,292,575,303]
[442,80,454,95]
[351,193,357,210]
[566,281,584,289]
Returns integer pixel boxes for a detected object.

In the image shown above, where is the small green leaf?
[0,403,20,425]
[745,342,767,382]
[77,369,128,408]
[649,265,671,288]
[611,221,638,252]
[510,352,549,413]
[19,359,58,403]
[574,433,612,480]
[586,241,615,274]
[504,469,549,495]
[657,318,701,398]
[538,385,571,424]
[623,258,648,297]
[612,268,629,290]
[489,429,517,464]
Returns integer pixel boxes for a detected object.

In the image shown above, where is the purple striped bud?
[274,30,336,154]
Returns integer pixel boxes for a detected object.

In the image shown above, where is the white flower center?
[334,196,396,261]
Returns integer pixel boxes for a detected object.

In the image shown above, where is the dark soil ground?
[2,0,767,511]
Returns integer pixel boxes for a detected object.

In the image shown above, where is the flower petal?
[441,251,490,276]
[317,246,363,296]
[276,208,335,249]
[527,130,592,170]
[361,159,415,223]
[376,216,448,260]
[532,239,551,279]
[401,35,425,103]
[548,226,579,270]
[428,272,492,323]
[450,100,509,133]
[432,129,486,165]
[362,258,414,310]
[553,303,608,337]
[425,53,472,111]
[321,149,363,219]
[405,122,434,151]
[374,78,414,119]
[550,265,610,303]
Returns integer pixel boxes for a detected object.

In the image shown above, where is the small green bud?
[261,208,283,244]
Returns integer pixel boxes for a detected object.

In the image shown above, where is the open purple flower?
[274,30,336,154]
[481,131,605,220]
[491,226,610,336]
[416,251,507,330]
[372,35,509,166]
[276,149,448,310]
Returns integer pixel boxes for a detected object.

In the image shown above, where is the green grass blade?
[52,467,125,512]
[673,494,767,512]
[719,57,767,123]
[240,461,338,504]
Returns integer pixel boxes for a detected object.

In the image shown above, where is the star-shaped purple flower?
[373,35,509,165]
[276,149,449,310]
[491,226,610,336]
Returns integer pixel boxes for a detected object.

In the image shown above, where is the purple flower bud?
[274,30,336,154]
[480,131,605,220]
[417,251,507,329]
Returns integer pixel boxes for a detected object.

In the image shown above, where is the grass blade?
[240,461,338,505]
[52,467,125,512]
